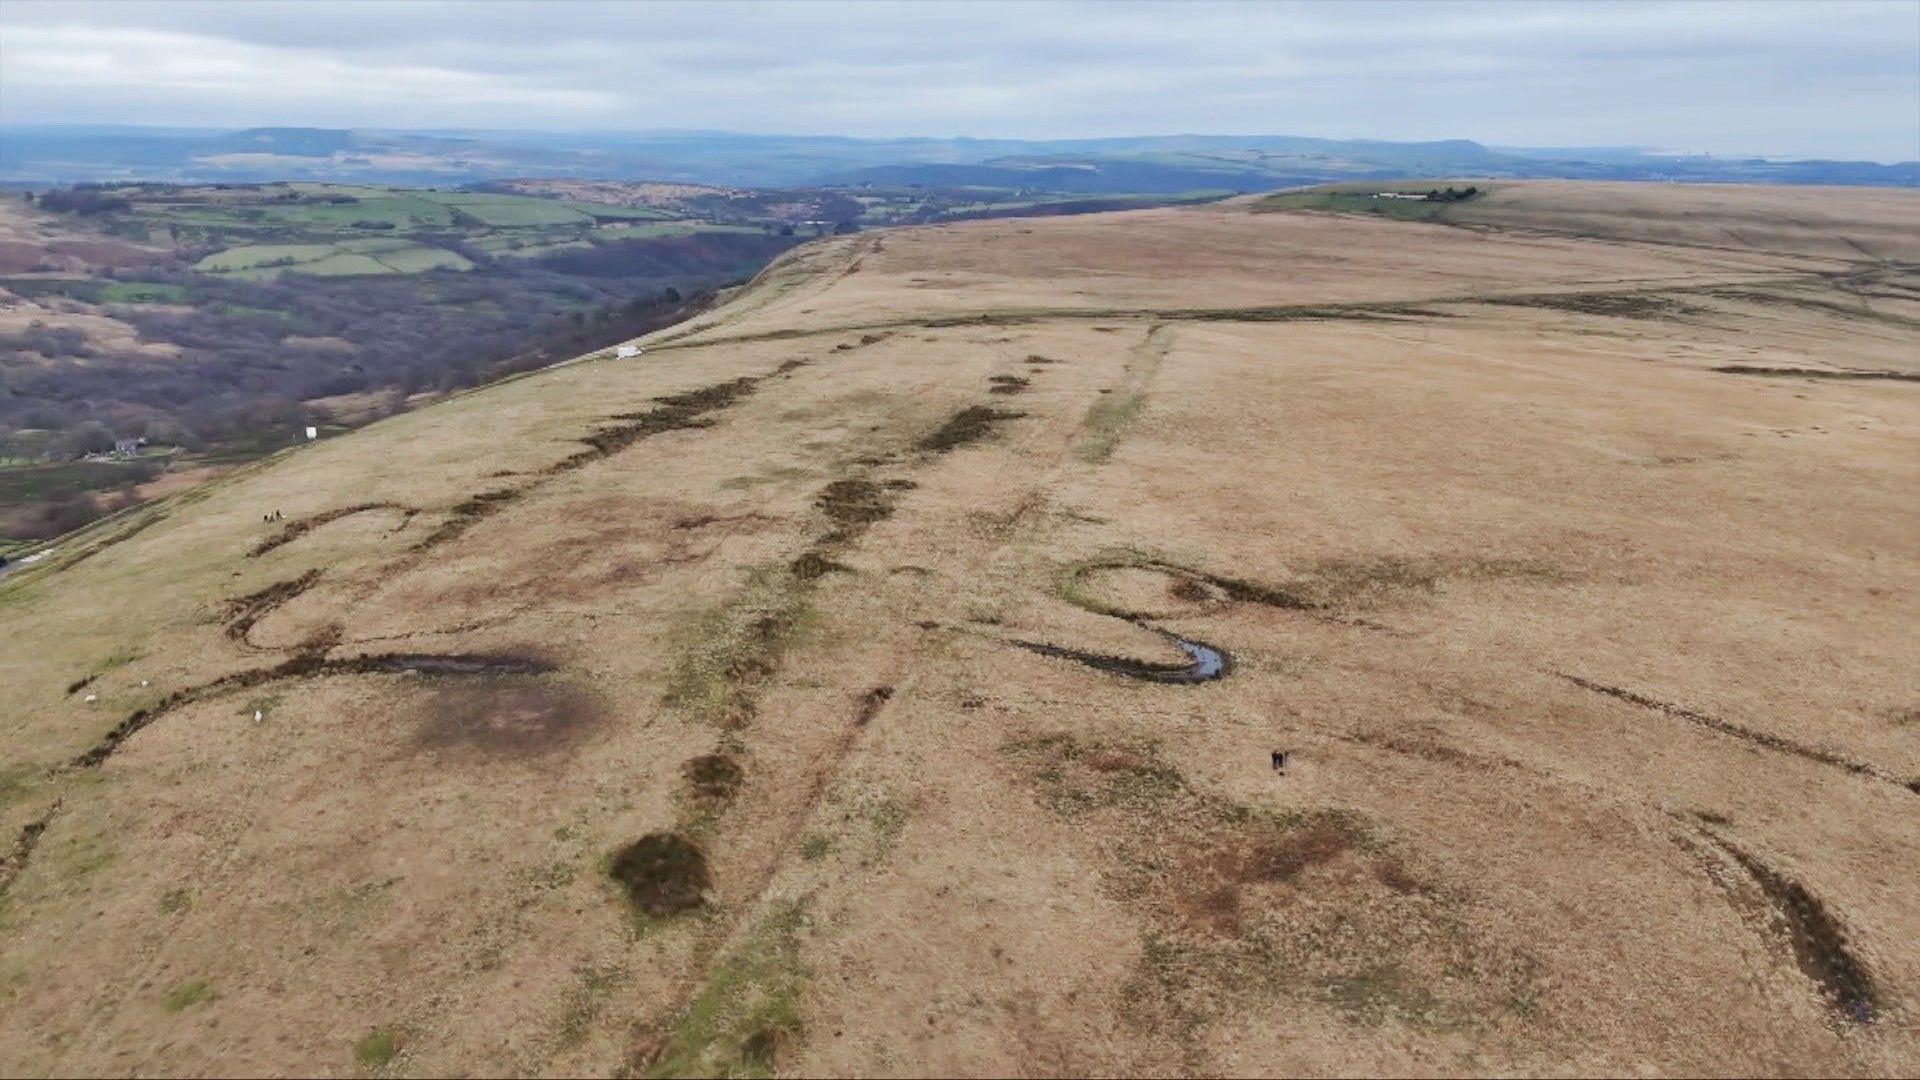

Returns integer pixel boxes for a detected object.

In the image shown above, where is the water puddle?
[1015,624,1231,684]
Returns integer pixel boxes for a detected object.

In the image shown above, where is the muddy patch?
[412,679,603,758]
[1711,365,1920,383]
[609,832,712,917]
[916,405,1025,454]
[1563,675,1916,795]
[224,569,323,642]
[251,502,413,557]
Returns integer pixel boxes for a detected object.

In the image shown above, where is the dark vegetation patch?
[1025,354,1061,364]
[915,405,1025,453]
[988,375,1030,395]
[65,673,98,695]
[1701,287,1920,330]
[251,501,409,556]
[549,365,802,478]
[1562,674,1914,795]
[1064,552,1567,621]
[1704,833,1877,1024]
[1481,292,1703,319]
[682,753,745,805]
[224,568,322,641]
[787,550,851,580]
[814,478,896,539]
[632,902,807,1078]
[855,685,894,726]
[1000,732,1529,1040]
[0,801,59,898]
[1711,365,1920,383]
[412,489,521,551]
[1160,301,1441,324]
[414,361,806,556]
[69,650,556,769]
[608,832,712,917]
[412,679,603,758]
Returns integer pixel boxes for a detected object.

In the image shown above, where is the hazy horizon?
[2,0,1916,163]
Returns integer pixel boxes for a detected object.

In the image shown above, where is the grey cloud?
[1,0,1915,160]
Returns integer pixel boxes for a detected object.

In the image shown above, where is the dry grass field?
[2,180,1917,1077]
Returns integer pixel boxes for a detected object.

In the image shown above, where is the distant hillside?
[3,125,1914,190]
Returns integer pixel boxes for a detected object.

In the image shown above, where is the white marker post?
[305,426,318,440]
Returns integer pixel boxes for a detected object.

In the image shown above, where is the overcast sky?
[2,0,1916,160]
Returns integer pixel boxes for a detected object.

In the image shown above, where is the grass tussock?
[664,570,815,730]
[161,979,215,1012]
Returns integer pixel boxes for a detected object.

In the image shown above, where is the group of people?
[262,510,284,523]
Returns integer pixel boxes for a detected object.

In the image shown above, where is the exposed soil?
[608,832,712,917]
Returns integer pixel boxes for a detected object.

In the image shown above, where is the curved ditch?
[224,569,324,645]
[251,502,414,558]
[1015,623,1231,684]
[1685,828,1879,1025]
[69,650,557,770]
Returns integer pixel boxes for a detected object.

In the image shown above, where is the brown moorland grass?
[0,183,1916,1077]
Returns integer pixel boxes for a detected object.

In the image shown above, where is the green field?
[1255,182,1489,221]
[0,460,161,504]
[97,282,191,304]
[195,240,473,278]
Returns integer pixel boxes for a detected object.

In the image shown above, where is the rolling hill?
[2,181,1918,1076]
